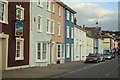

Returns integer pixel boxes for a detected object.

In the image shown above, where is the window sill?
[37,30,42,33]
[46,32,51,35]
[0,21,8,24]
[46,9,51,12]
[15,58,24,61]
[36,60,47,63]
[37,5,43,8]
[52,11,55,14]
[51,33,55,35]
[67,37,69,39]
[58,35,61,37]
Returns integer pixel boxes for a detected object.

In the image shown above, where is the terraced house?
[64,5,76,62]
[0,0,30,70]
[30,0,51,67]
[51,0,65,64]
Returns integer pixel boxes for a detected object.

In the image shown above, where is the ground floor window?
[66,44,70,58]
[57,44,65,59]
[37,42,47,61]
[15,38,24,60]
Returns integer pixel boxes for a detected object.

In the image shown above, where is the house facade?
[74,25,86,61]
[98,39,103,54]
[64,6,76,62]
[0,1,30,70]
[93,39,99,54]
[30,0,51,67]
[51,0,65,64]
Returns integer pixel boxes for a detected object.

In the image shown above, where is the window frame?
[51,2,55,13]
[37,0,43,8]
[37,15,42,32]
[58,6,61,16]
[0,0,8,24]
[71,13,74,22]
[16,5,24,20]
[51,20,55,34]
[71,28,74,39]
[15,38,24,60]
[67,10,69,21]
[58,22,61,36]
[46,1,51,12]
[66,43,70,58]
[46,18,50,34]
[67,26,69,38]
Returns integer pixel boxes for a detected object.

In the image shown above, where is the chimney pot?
[74,18,77,25]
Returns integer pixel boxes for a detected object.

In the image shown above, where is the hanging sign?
[15,22,23,36]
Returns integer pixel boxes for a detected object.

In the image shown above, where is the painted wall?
[86,37,93,56]
[103,38,110,51]
[31,1,51,67]
[93,39,99,54]
[64,8,74,62]
[2,2,30,68]
[51,1,65,64]
[98,39,103,54]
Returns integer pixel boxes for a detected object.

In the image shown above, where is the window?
[37,43,47,61]
[37,16,42,32]
[58,22,61,36]
[71,13,74,22]
[66,44,70,58]
[71,28,73,38]
[42,43,47,59]
[67,10,69,21]
[51,20,55,34]
[67,26,69,38]
[0,1,8,24]
[52,2,55,13]
[71,44,73,60]
[58,6,60,16]
[16,38,24,60]
[37,0,42,7]
[57,45,60,58]
[46,1,50,11]
[47,19,50,33]
[62,44,64,58]
[37,43,41,59]
[16,5,24,20]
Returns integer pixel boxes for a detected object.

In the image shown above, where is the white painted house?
[30,0,51,67]
[74,25,87,61]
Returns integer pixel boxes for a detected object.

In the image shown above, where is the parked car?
[111,53,115,58]
[86,54,100,63]
[98,53,105,62]
[103,53,112,60]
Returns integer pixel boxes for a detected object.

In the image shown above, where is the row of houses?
[0,0,116,70]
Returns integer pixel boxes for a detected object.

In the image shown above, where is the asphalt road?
[56,56,119,78]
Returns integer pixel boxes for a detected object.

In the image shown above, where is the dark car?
[103,53,112,60]
[86,54,100,63]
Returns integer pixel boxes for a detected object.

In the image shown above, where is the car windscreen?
[88,54,97,57]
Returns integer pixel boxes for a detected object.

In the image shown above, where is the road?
[54,56,119,78]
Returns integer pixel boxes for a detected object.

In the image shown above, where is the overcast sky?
[61,0,118,31]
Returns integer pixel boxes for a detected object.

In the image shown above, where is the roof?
[65,5,76,14]
[74,25,86,32]
[85,27,101,33]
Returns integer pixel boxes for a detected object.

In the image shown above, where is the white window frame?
[51,20,55,34]
[46,0,51,12]
[0,0,8,24]
[71,44,74,60]
[58,22,61,36]
[16,5,24,20]
[71,28,73,39]
[37,0,43,8]
[15,38,24,60]
[62,44,65,58]
[67,10,69,21]
[66,43,70,58]
[36,42,48,62]
[51,2,55,13]
[37,15,42,32]
[58,6,61,16]
[46,18,50,34]
[67,26,69,38]
[71,13,74,22]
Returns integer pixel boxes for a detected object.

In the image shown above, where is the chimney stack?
[83,25,85,28]
[74,18,77,25]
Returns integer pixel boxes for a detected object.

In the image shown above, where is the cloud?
[65,2,118,31]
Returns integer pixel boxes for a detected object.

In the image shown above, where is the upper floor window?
[67,10,69,21]
[58,6,60,16]
[71,28,73,39]
[16,5,24,20]
[47,19,50,33]
[37,16,42,32]
[0,1,8,24]
[37,0,42,7]
[52,2,55,13]
[46,1,50,11]
[51,20,55,34]
[67,26,69,38]
[58,22,61,36]
[71,13,74,22]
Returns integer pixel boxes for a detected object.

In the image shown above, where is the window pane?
[42,43,46,59]
[38,0,40,5]
[47,19,49,32]
[62,45,64,57]
[0,2,4,21]
[37,43,41,59]
[58,45,60,57]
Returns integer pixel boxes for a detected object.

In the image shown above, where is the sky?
[61,0,118,31]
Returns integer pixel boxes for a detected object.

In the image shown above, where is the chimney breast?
[74,18,77,25]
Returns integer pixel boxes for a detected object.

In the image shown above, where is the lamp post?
[50,39,52,68]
